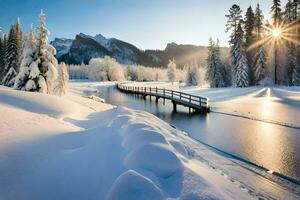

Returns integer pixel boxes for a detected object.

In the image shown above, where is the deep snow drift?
[0,84,299,200]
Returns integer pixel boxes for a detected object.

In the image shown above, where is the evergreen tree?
[0,36,5,79]
[284,0,299,84]
[33,10,58,93]
[254,46,267,83]
[14,24,37,90]
[244,6,255,49]
[2,26,18,86]
[186,65,202,86]
[291,63,300,86]
[206,38,226,88]
[0,35,7,80]
[254,4,264,41]
[1,67,17,86]
[225,4,243,46]
[14,18,22,72]
[232,22,249,87]
[271,0,283,26]
[244,6,256,84]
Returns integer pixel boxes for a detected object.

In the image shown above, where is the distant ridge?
[51,33,229,67]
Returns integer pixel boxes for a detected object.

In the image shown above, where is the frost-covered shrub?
[126,65,167,82]
[88,56,125,81]
[167,59,176,83]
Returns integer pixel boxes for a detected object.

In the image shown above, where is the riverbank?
[0,82,299,199]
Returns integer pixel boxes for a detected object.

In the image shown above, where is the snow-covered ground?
[1,83,299,200]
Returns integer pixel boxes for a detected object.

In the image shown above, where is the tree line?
[205,0,300,88]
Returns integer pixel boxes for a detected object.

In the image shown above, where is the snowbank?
[1,83,298,200]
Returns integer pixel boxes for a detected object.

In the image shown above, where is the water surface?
[97,86,300,183]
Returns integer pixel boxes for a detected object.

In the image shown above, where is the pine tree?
[0,35,7,80]
[206,38,226,88]
[14,18,22,72]
[1,67,17,86]
[14,24,37,90]
[186,65,202,86]
[271,0,283,26]
[232,22,249,87]
[2,26,18,86]
[254,46,267,83]
[33,10,58,93]
[226,4,243,46]
[254,4,264,41]
[284,0,299,85]
[0,36,5,79]
[244,6,256,84]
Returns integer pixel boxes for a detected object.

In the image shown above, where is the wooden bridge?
[117,83,210,114]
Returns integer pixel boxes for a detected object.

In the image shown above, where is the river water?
[97,86,300,183]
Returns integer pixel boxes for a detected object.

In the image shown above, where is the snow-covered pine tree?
[291,63,300,86]
[53,62,69,96]
[2,26,18,86]
[253,46,266,83]
[186,64,202,86]
[232,22,250,87]
[206,38,226,88]
[167,59,176,83]
[14,24,37,90]
[284,0,299,85]
[34,10,58,93]
[1,67,17,86]
[234,44,249,87]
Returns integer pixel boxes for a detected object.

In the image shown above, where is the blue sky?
[0,0,286,49]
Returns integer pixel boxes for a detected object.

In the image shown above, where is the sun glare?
[271,28,282,38]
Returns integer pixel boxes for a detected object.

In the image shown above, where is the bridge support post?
[172,101,177,112]
[155,97,159,103]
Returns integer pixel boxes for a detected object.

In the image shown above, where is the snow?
[1,81,299,200]
[107,170,164,200]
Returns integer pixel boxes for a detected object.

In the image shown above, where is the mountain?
[51,34,229,68]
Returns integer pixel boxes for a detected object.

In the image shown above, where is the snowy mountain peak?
[94,34,110,48]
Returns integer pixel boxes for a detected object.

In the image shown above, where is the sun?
[271,28,282,38]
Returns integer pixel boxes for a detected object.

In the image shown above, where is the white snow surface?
[1,82,299,200]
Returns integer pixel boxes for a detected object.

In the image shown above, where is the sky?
[0,0,287,50]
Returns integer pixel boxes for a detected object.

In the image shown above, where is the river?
[96,85,300,184]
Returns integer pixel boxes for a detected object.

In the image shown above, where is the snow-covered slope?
[0,84,299,200]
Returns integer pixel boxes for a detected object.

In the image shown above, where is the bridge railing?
[117,83,209,109]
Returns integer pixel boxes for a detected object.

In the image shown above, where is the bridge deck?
[117,83,209,114]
